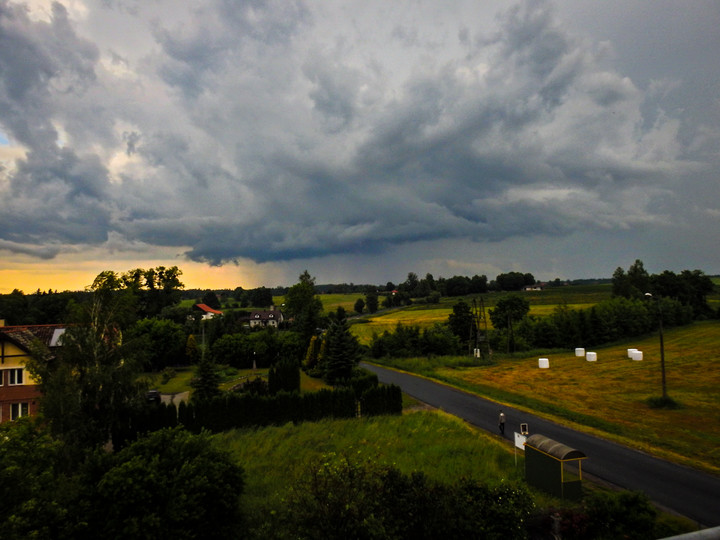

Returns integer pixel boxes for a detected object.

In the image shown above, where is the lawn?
[371,320,720,475]
[151,366,330,395]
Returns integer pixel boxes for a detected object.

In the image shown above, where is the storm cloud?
[1,0,718,284]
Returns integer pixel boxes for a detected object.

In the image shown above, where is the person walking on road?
[498,410,506,435]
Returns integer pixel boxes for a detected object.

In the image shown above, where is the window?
[11,402,29,420]
[8,368,23,385]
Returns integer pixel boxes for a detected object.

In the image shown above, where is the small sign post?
[514,427,528,466]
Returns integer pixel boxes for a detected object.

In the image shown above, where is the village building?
[193,303,224,320]
[0,321,66,422]
[248,306,284,328]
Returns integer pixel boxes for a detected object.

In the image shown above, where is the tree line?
[369,260,716,357]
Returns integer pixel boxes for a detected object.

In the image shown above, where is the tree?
[90,266,185,322]
[470,274,489,294]
[448,300,474,345]
[400,272,420,296]
[627,259,650,297]
[285,270,324,341]
[354,298,365,314]
[495,272,528,291]
[247,286,273,307]
[365,291,379,314]
[201,290,221,310]
[268,359,301,394]
[0,419,75,539]
[445,275,471,296]
[612,266,633,298]
[322,308,362,384]
[489,295,530,352]
[88,427,244,539]
[27,290,146,452]
[191,357,222,402]
[185,334,201,364]
[127,318,186,371]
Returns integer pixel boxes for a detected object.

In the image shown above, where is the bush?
[347,367,379,398]
[88,427,244,539]
[584,490,657,540]
[275,453,533,540]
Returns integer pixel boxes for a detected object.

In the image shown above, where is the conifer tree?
[191,358,221,402]
[322,308,362,385]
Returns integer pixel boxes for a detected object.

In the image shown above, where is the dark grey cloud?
[0,0,718,281]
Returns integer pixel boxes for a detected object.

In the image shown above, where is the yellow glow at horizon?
[0,254,284,294]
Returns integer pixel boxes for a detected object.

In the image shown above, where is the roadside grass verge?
[369,320,720,475]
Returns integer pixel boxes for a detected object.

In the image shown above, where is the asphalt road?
[361,362,720,528]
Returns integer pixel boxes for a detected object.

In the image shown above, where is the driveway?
[361,362,720,528]
[161,391,189,405]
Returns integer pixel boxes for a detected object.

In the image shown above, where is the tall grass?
[214,410,524,532]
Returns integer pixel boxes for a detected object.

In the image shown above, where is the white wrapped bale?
[538,358,549,369]
[575,348,585,357]
[631,350,643,361]
[586,352,597,362]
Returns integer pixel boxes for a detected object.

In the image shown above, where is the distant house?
[248,306,284,328]
[0,321,66,422]
[193,303,224,320]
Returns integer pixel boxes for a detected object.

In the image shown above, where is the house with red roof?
[193,303,224,320]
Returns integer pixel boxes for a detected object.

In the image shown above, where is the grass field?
[214,410,526,534]
[370,320,720,475]
[348,285,615,345]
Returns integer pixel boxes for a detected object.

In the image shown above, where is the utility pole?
[645,293,667,399]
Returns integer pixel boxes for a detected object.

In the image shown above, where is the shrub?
[584,490,657,540]
[88,427,245,539]
[276,453,533,540]
[347,367,379,398]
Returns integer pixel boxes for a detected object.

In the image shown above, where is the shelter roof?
[525,434,586,461]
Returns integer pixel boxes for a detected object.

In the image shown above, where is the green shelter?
[524,434,587,500]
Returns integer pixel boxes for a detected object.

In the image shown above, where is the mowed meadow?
[372,320,720,475]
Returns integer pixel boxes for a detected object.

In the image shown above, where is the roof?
[525,434,586,461]
[0,324,68,350]
[249,310,283,320]
[194,304,223,315]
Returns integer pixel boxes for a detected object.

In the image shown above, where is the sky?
[1,0,719,293]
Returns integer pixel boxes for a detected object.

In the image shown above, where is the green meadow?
[215,410,527,534]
